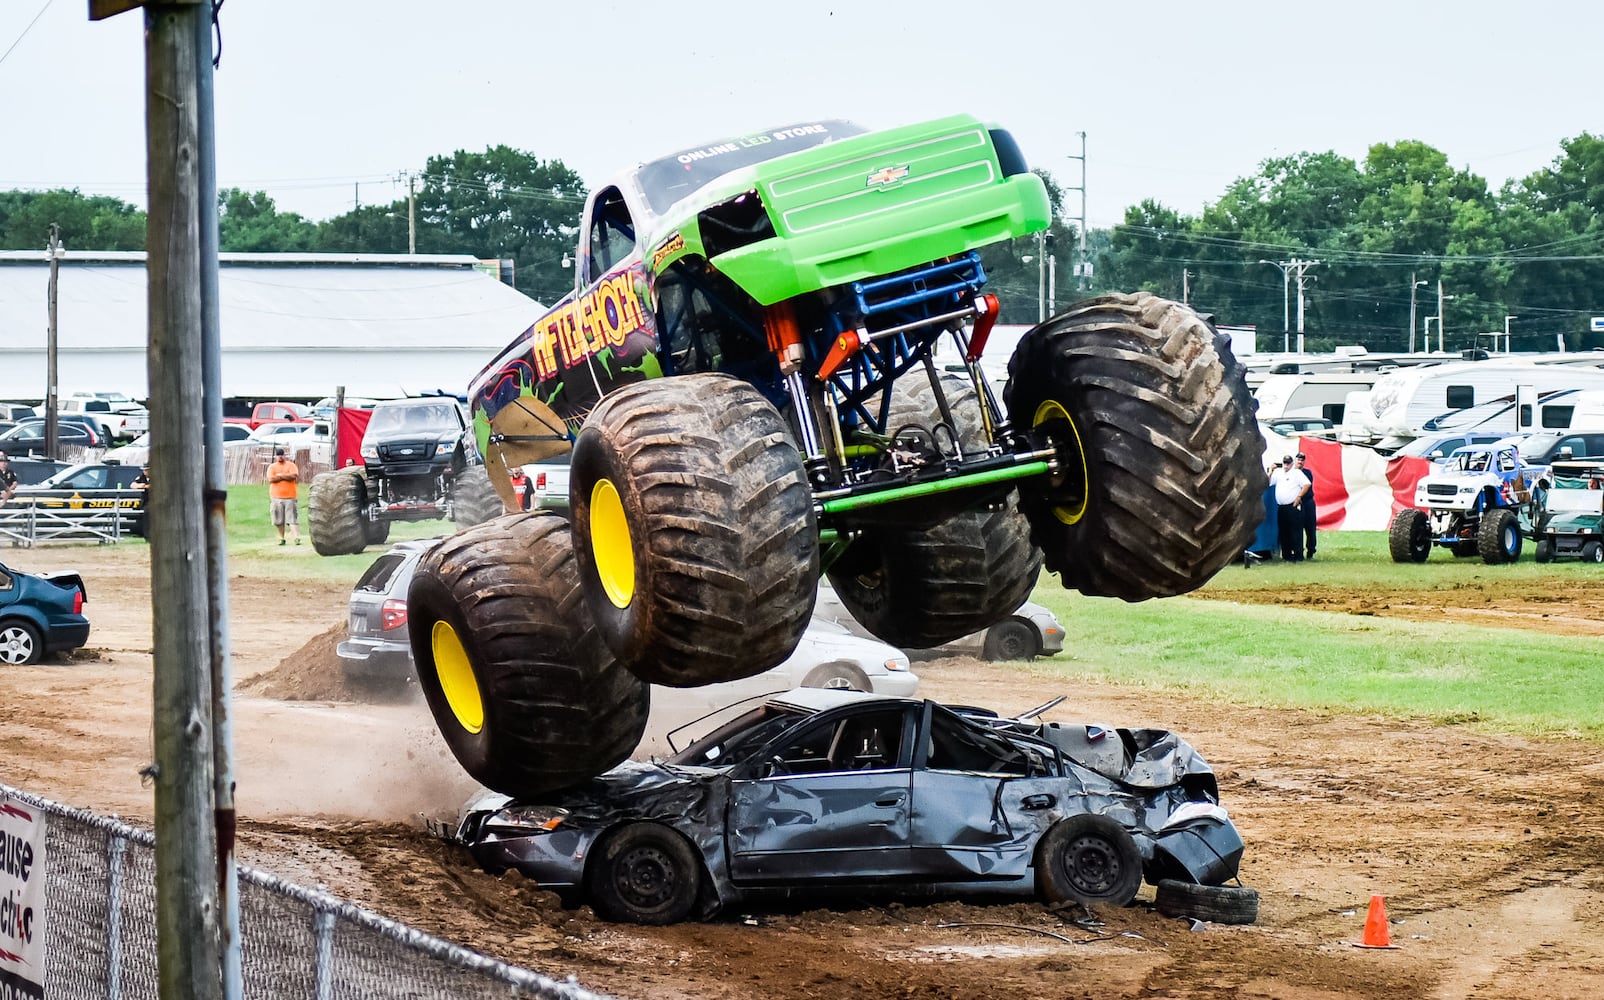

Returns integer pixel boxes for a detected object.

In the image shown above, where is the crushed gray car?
[451,688,1245,924]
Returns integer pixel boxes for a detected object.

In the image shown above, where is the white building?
[0,251,546,402]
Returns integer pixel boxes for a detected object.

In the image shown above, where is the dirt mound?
[240,623,355,702]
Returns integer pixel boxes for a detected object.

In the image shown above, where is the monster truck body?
[412,115,1267,799]
[1389,444,1536,564]
[1531,459,1604,563]
[305,397,502,555]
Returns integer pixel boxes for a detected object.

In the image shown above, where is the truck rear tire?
[827,374,1042,648]
[1388,508,1430,563]
[308,468,369,556]
[407,513,649,797]
[828,499,1040,648]
[570,373,818,687]
[1005,293,1265,601]
[1477,507,1522,564]
[450,464,504,527]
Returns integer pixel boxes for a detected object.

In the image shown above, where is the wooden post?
[144,3,223,998]
[45,224,60,458]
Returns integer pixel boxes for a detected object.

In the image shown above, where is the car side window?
[0,568,11,591]
[768,709,907,775]
[926,706,1039,776]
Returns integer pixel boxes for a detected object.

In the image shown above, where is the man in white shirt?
[1269,454,1312,561]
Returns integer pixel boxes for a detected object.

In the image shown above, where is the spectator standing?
[1294,452,1318,559]
[268,448,301,546]
[0,455,16,504]
[1269,454,1311,561]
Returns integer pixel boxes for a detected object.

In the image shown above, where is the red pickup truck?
[224,401,313,431]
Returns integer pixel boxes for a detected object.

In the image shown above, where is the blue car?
[0,562,90,665]
[451,689,1249,925]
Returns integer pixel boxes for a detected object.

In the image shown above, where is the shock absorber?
[765,300,833,487]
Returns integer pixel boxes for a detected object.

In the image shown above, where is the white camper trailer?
[1351,360,1604,449]
[1253,373,1380,427]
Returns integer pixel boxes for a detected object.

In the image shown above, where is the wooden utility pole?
[45,224,60,458]
[407,174,417,255]
[91,2,224,997]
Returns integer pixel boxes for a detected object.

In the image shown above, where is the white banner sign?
[0,797,46,1000]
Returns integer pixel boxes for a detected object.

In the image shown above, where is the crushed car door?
[908,704,1054,880]
[727,706,914,883]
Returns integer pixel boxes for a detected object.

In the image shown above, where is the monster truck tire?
[1477,507,1522,564]
[450,464,504,527]
[308,468,369,556]
[407,513,649,797]
[1004,293,1266,601]
[829,499,1040,648]
[363,518,391,546]
[826,374,1042,647]
[1534,539,1554,563]
[570,373,818,687]
[1154,879,1260,925]
[1388,509,1430,563]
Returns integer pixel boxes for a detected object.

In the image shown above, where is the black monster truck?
[306,396,501,555]
[407,115,1267,797]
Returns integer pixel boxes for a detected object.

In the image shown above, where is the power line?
[0,0,53,71]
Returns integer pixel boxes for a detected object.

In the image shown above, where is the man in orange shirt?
[268,447,301,545]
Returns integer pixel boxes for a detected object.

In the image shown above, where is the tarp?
[1286,434,1433,531]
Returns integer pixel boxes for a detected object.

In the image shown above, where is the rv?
[1253,373,1381,427]
[1344,360,1604,449]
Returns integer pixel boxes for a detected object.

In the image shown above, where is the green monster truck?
[407,115,1267,796]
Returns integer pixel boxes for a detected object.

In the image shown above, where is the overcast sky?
[1,0,1597,235]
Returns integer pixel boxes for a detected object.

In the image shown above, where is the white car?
[339,538,917,698]
[815,582,1064,662]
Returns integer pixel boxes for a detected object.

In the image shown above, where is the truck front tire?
[308,468,370,556]
[1005,293,1265,601]
[570,374,818,687]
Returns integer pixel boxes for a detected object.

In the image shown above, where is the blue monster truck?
[1389,444,1538,564]
[405,115,1267,797]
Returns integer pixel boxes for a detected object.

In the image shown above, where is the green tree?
[412,146,586,305]
[0,188,145,250]
[217,188,320,252]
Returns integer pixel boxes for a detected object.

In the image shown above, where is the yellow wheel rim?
[1033,400,1090,525]
[431,621,484,734]
[590,478,636,609]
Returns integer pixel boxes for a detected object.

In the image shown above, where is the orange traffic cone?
[1353,894,1399,949]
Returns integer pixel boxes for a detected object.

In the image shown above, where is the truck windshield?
[633,120,866,215]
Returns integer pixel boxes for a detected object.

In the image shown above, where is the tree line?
[2,133,1600,349]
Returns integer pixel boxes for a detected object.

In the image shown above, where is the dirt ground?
[3,543,1604,1000]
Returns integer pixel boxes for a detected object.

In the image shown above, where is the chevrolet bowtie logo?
[866,165,910,187]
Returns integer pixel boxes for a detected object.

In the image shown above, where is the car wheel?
[801,661,871,691]
[1035,814,1143,908]
[408,512,649,797]
[1004,293,1265,600]
[0,621,43,666]
[1387,508,1430,563]
[982,618,1042,662]
[1154,879,1260,925]
[1477,508,1521,564]
[1585,540,1603,564]
[1535,539,1554,564]
[587,822,702,925]
[570,373,817,687]
[308,468,369,556]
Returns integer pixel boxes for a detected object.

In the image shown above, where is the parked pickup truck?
[225,401,314,431]
[61,393,149,443]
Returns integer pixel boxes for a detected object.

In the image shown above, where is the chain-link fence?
[1,783,608,1000]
